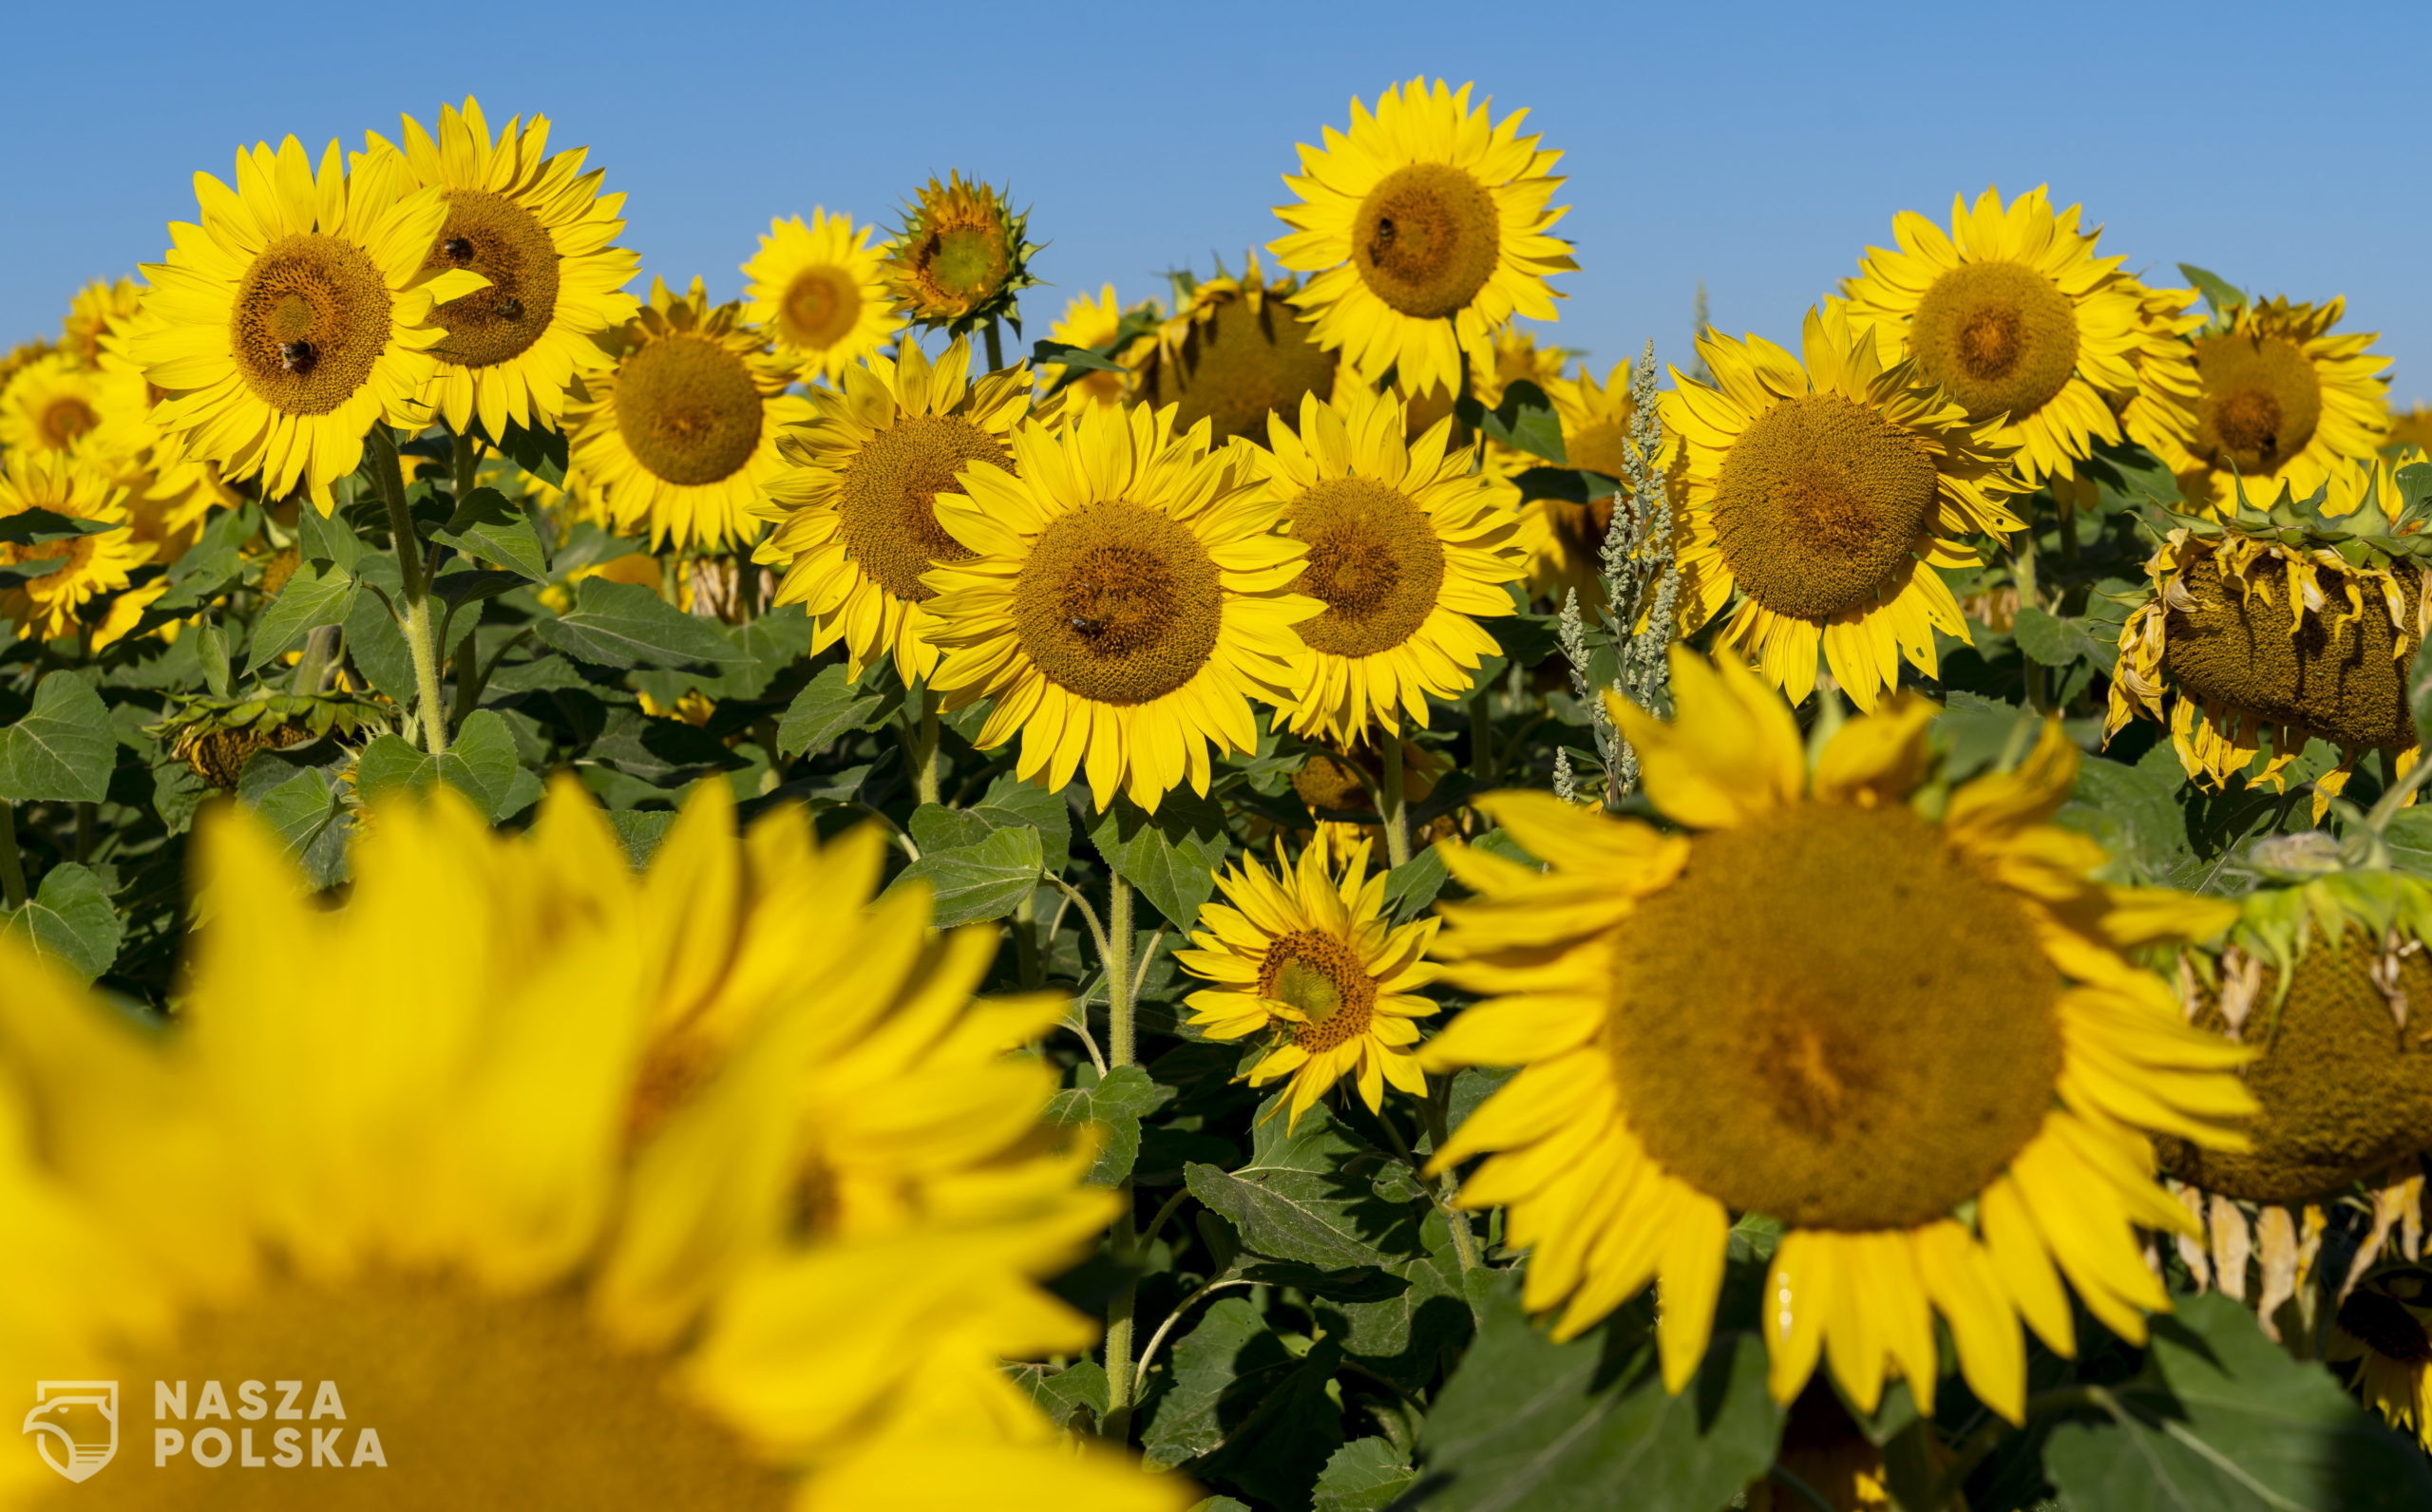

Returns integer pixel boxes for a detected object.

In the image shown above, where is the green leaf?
[972,772,1073,872]
[1032,338,1127,374]
[1145,1296,1282,1468]
[351,710,527,822]
[195,618,232,699]
[495,418,568,490]
[886,823,1043,929]
[608,809,675,866]
[2178,263,2249,319]
[1384,842,1449,920]
[431,568,527,610]
[2013,605,2101,669]
[534,578,740,671]
[294,497,363,573]
[0,672,114,803]
[775,662,901,758]
[1316,1213,1472,1390]
[341,582,416,706]
[1472,379,1567,464]
[2060,750,2194,887]
[2044,1292,2432,1512]
[1144,1296,1349,1503]
[432,486,548,582]
[1183,1094,1418,1271]
[0,508,119,547]
[1194,1337,1345,1509]
[1047,1065,1169,1186]
[1312,1438,1417,1512]
[706,604,816,702]
[250,768,350,889]
[1090,790,1230,931]
[1016,1360,1108,1432]
[1420,1285,1785,1512]
[1511,465,1619,503]
[246,561,357,672]
[1,861,123,983]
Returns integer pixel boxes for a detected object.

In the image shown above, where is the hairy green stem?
[1098,870,1141,1442]
[983,321,1005,372]
[913,690,942,806]
[1418,1079,1484,1271]
[1107,872,1135,1068]
[0,802,26,909]
[1379,737,1412,868]
[368,427,448,755]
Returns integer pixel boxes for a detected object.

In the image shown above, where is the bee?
[276,340,316,374]
[1068,615,1106,639]
[442,236,474,261]
[495,297,524,322]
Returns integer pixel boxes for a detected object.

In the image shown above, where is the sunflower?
[2330,1266,2432,1448]
[564,277,811,550]
[1251,386,1523,744]
[1178,840,1439,1126]
[884,172,1039,335]
[1130,256,1340,443]
[922,402,1317,811]
[2107,448,2429,807]
[2145,294,2390,513]
[755,337,1038,679]
[0,449,151,643]
[0,339,53,398]
[59,276,144,368]
[1270,78,1574,397]
[368,98,639,440]
[1282,740,1457,860]
[742,208,902,383]
[89,300,241,562]
[1663,304,2025,710]
[1420,650,2252,1419]
[129,136,488,514]
[1042,284,1150,411]
[0,778,1187,1511]
[2391,406,2432,455]
[1840,186,2200,484]
[0,349,142,459]
[1492,356,1684,605]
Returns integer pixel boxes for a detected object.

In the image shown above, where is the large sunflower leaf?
[1313,1437,1418,1512]
[2043,1292,2432,1512]
[1,861,123,984]
[884,822,1044,929]
[535,578,740,671]
[1089,788,1230,931]
[0,672,115,804]
[1047,1064,1169,1186]
[244,561,357,673]
[1183,1093,1421,1271]
[776,661,901,758]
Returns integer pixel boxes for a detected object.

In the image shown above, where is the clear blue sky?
[10,0,2427,405]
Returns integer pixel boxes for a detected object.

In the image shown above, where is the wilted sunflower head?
[1132,256,1340,443]
[883,171,1040,335]
[2107,449,2432,804]
[155,689,393,788]
[2330,1265,2432,1447]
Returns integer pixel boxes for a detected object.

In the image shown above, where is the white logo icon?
[24,1382,117,1484]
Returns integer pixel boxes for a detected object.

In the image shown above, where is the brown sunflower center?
[230,234,393,416]
[1606,803,2062,1230]
[426,189,561,370]
[611,334,765,486]
[779,264,861,350]
[2342,1287,2432,1366]
[2158,931,2432,1201]
[1908,260,2080,420]
[1012,501,1223,705]
[31,1276,792,1511]
[39,396,100,451]
[835,415,1006,601]
[1259,929,1378,1052]
[1137,293,1339,443]
[1287,477,1446,658]
[1352,162,1501,320]
[2158,556,2418,753]
[2192,332,2325,476]
[1711,394,1939,621]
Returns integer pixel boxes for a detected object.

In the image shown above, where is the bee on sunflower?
[1422,649,2252,1420]
[2107,448,2431,811]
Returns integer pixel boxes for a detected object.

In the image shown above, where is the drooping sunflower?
[922,403,1317,811]
[129,136,488,513]
[2107,448,2429,807]
[2145,293,2390,513]
[1042,283,1152,411]
[742,207,902,383]
[0,779,1187,1511]
[1251,386,1523,744]
[2155,862,2432,1341]
[1422,650,2252,1419]
[0,449,151,643]
[1270,78,1574,397]
[1840,186,2201,484]
[564,277,811,550]
[370,98,640,439]
[1178,840,1439,1126]
[755,337,1039,679]
[2330,1266,2432,1449]
[1664,304,2026,709]
[1130,256,1340,443]
[883,172,1040,336]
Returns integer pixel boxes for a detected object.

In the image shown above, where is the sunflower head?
[883,172,1040,335]
[1421,649,2252,1419]
[61,276,145,369]
[2330,1265,2432,1446]
[2147,293,2391,513]
[154,688,393,788]
[564,277,809,550]
[0,350,122,457]
[755,336,1041,679]
[0,449,150,643]
[2391,406,2432,456]
[2106,447,2432,802]
[1042,283,1158,411]
[1662,303,2024,710]
[1176,839,1439,1126]
[1130,255,1340,444]
[742,208,903,383]
[1270,79,1574,396]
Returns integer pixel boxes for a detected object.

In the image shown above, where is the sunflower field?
[8,76,2432,1511]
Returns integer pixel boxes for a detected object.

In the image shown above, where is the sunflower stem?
[982,320,1005,372]
[369,426,448,756]
[451,426,481,505]
[0,802,27,910]
[1378,738,1413,869]
[1107,871,1135,1068]
[1102,1191,1139,1444]
[910,690,942,806]
[1418,1077,1484,1272]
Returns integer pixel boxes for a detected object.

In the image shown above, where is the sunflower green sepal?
[883,172,1042,338]
[151,688,394,788]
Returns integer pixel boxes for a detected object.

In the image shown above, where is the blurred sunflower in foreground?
[0,780,1186,1511]
[1422,650,2252,1421]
